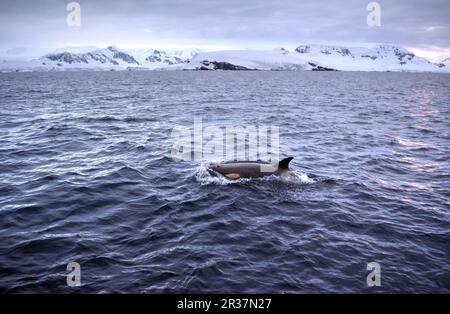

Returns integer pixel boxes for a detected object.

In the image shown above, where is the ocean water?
[0,71,449,293]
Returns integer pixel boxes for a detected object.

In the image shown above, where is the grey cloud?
[0,0,449,53]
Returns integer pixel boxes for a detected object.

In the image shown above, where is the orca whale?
[207,157,295,180]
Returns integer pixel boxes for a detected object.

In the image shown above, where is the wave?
[194,163,316,186]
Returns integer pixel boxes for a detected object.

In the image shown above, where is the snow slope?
[184,49,313,71]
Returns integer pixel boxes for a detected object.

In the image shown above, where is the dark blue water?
[0,71,449,293]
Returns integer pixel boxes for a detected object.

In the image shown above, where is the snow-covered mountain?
[293,44,445,72]
[185,44,449,72]
[0,46,193,71]
[43,46,140,67]
[1,44,449,72]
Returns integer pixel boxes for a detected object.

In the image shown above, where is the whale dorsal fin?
[278,157,293,169]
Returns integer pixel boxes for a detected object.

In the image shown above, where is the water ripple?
[0,71,449,293]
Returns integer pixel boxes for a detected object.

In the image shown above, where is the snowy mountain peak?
[40,47,139,67]
[375,45,415,63]
[292,44,441,71]
[144,49,189,65]
[103,46,140,65]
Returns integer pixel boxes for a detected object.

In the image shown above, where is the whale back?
[208,157,294,179]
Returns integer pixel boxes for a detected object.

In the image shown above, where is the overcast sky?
[0,0,449,59]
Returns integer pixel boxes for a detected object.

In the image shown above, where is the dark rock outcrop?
[107,46,139,65]
[308,62,338,71]
[295,45,311,54]
[362,54,378,60]
[198,60,253,70]
[45,52,88,64]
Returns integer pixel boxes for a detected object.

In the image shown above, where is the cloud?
[0,0,449,54]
